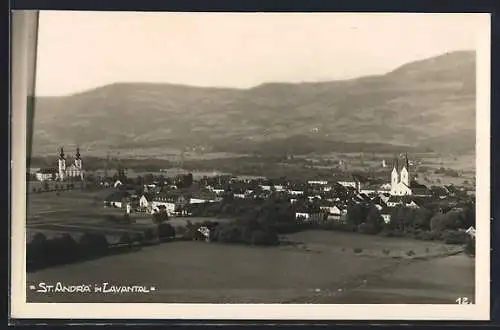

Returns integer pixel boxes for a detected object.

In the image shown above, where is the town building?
[35,168,58,181]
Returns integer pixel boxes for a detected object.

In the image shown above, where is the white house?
[307,180,329,186]
[406,200,420,209]
[381,213,392,224]
[151,201,176,215]
[386,196,402,208]
[189,192,218,204]
[288,190,304,196]
[337,180,360,190]
[139,194,152,208]
[104,191,130,208]
[36,168,57,181]
[274,185,285,192]
[295,212,324,223]
[320,205,344,217]
[465,226,476,238]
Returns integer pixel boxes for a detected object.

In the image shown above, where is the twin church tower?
[57,147,84,181]
[390,153,413,196]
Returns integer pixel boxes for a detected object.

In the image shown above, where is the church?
[56,147,85,181]
[390,154,413,196]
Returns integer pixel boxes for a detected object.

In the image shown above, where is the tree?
[465,237,475,256]
[365,207,384,234]
[430,213,445,233]
[152,208,169,224]
[79,233,109,258]
[158,223,176,241]
[414,208,433,231]
[347,203,368,228]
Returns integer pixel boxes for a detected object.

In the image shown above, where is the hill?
[30,50,475,157]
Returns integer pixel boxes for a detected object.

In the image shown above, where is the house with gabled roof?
[104,191,131,208]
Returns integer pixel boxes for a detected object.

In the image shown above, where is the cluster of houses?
[102,154,473,227]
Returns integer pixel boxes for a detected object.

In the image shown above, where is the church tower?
[75,147,84,181]
[58,147,66,181]
[74,147,82,169]
[390,157,399,191]
[400,153,410,186]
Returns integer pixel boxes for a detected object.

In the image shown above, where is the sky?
[34,12,487,96]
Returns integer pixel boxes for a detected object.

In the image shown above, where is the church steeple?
[393,156,399,172]
[74,146,83,171]
[403,153,409,170]
[58,147,66,181]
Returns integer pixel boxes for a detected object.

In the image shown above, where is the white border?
[10,11,491,320]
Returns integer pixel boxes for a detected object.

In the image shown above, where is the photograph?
[10,11,490,320]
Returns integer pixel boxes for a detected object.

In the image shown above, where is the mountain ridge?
[31,50,476,157]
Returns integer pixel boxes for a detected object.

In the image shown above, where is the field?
[26,188,158,245]
[26,229,473,304]
[25,189,474,304]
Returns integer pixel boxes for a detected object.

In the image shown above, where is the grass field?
[25,189,474,304]
[26,188,158,245]
[26,229,473,304]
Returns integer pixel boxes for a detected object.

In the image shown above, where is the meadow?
[26,233,473,304]
[25,186,474,304]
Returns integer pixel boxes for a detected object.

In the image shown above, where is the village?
[29,147,476,245]
[25,146,477,304]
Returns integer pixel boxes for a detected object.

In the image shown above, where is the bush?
[382,249,391,255]
[119,233,133,245]
[143,228,157,241]
[157,223,176,241]
[132,232,144,244]
[79,233,109,257]
[442,230,468,245]
[358,223,379,235]
[250,229,279,246]
[353,247,363,253]
[44,234,79,265]
[378,229,395,237]
[414,230,439,241]
[465,237,475,256]
[26,233,48,266]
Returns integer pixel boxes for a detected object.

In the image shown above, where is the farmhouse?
[334,174,361,191]
[150,192,187,215]
[380,208,392,224]
[319,203,345,217]
[465,226,476,238]
[307,180,329,186]
[295,211,325,224]
[35,168,57,181]
[190,191,219,204]
[104,191,131,208]
[139,193,152,208]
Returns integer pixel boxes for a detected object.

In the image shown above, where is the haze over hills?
[31,50,475,157]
